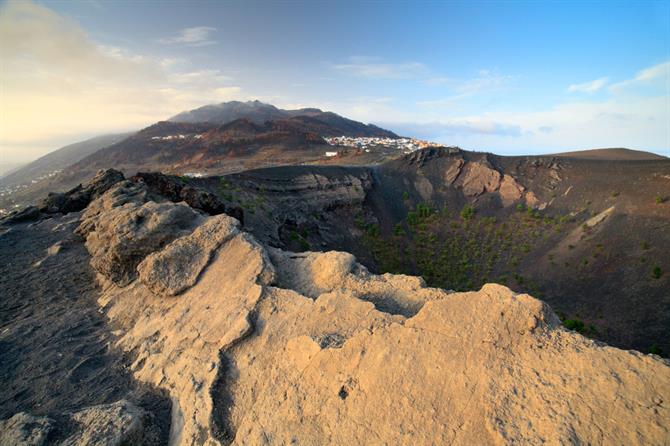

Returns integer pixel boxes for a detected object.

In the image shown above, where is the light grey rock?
[62,400,144,446]
[78,196,203,286]
[138,213,240,295]
[0,413,53,446]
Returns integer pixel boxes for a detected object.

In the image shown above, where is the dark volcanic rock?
[1,205,41,225]
[38,169,125,215]
[132,172,243,221]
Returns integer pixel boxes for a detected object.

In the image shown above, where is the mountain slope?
[552,147,667,160]
[0,133,132,189]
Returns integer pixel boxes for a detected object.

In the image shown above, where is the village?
[324,136,442,156]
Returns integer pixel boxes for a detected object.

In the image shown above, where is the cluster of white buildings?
[324,136,441,155]
[0,169,62,199]
[150,134,203,141]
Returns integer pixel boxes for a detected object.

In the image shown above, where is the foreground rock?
[0,401,145,446]
[68,187,670,445]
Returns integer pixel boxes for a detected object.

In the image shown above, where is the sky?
[0,0,669,164]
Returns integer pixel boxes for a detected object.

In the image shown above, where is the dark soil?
[0,214,171,444]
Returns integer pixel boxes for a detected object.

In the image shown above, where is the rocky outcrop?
[1,205,41,225]
[138,214,240,296]
[0,412,53,446]
[76,182,203,286]
[133,172,243,219]
[455,161,502,197]
[499,173,525,206]
[39,169,124,215]
[71,187,670,446]
[0,401,145,446]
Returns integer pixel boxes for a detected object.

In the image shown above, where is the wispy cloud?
[418,70,514,106]
[609,60,669,91]
[567,77,608,93]
[158,26,217,46]
[330,57,429,79]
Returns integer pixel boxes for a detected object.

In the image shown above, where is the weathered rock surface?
[133,172,240,217]
[70,189,670,445]
[1,205,41,225]
[138,214,240,295]
[39,169,124,215]
[0,401,145,446]
[0,412,53,446]
[62,400,144,446]
[76,182,203,286]
[456,161,502,196]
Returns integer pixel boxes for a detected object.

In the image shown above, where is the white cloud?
[609,60,669,91]
[0,2,241,162]
[158,26,217,46]
[418,70,514,106]
[567,77,609,93]
[330,57,429,79]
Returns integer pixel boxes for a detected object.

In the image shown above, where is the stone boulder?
[62,400,144,446]
[0,401,145,446]
[1,206,41,225]
[77,197,203,286]
[138,214,240,295]
[39,169,125,215]
[0,413,53,446]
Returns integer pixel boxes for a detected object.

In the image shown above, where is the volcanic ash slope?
[75,181,669,446]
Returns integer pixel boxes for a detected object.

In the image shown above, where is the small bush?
[460,204,476,220]
[652,266,662,279]
[656,195,667,204]
[563,318,585,333]
[611,191,619,198]
[648,344,663,355]
[516,203,525,212]
[402,191,410,200]
[393,223,405,236]
[407,211,418,226]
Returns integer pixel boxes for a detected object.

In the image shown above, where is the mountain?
[169,99,398,138]
[0,133,132,190]
[1,170,668,444]
[0,103,400,212]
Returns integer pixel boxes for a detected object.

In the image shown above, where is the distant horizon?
[2,95,667,169]
[1,0,668,162]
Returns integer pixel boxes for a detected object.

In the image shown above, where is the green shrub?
[416,202,432,218]
[649,343,663,355]
[402,191,410,200]
[641,241,650,250]
[407,211,418,226]
[460,204,475,220]
[516,203,525,212]
[652,266,662,279]
[366,224,380,237]
[563,318,585,333]
[656,195,667,204]
[393,223,405,236]
[611,191,619,198]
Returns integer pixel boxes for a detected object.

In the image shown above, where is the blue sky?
[1,0,668,162]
